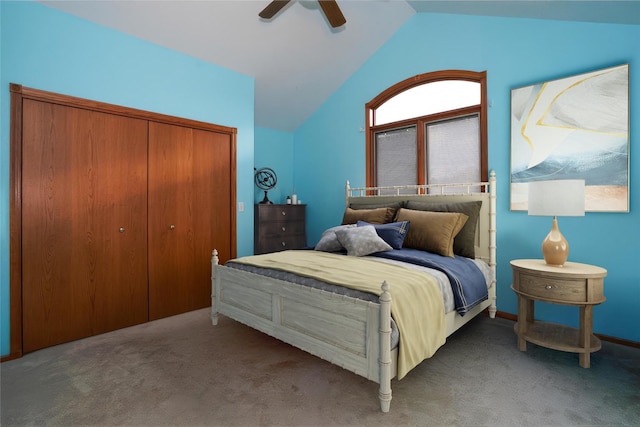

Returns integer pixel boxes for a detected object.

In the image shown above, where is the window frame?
[365,70,488,187]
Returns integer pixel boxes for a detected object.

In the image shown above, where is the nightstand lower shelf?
[514,321,601,354]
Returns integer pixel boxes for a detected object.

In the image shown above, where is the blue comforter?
[371,249,488,316]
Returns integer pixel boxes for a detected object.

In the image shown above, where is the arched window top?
[367,70,486,127]
[375,80,480,126]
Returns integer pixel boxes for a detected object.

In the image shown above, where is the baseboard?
[491,310,640,349]
[1,351,22,363]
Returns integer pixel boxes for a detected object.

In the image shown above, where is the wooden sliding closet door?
[21,100,149,353]
[148,122,234,320]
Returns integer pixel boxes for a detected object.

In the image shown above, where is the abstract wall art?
[510,64,629,212]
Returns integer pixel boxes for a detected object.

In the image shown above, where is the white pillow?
[335,225,392,257]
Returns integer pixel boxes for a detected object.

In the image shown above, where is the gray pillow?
[404,200,482,258]
[335,225,392,257]
[314,224,357,252]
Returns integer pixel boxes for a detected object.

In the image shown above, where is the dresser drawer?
[515,272,603,303]
[257,205,305,222]
[256,235,306,254]
[260,221,306,237]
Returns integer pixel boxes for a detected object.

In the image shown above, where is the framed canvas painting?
[510,64,629,212]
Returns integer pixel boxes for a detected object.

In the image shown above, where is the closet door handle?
[170,225,175,230]
[119,227,125,233]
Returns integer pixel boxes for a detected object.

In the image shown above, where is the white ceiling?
[40,0,639,132]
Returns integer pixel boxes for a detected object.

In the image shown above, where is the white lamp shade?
[528,180,585,217]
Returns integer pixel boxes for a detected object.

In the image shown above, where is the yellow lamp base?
[542,217,569,267]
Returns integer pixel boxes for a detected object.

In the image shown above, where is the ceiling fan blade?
[318,0,346,28]
[259,0,291,19]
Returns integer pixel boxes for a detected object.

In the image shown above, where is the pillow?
[341,207,395,225]
[395,208,468,257]
[404,201,482,258]
[357,220,410,250]
[349,201,403,219]
[314,224,356,252]
[335,225,393,257]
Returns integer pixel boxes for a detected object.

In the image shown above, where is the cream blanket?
[231,250,446,379]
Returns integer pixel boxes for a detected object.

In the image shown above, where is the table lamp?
[528,179,585,267]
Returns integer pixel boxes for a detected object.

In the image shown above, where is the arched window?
[365,70,488,191]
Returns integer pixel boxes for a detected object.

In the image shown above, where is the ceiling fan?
[259,0,347,28]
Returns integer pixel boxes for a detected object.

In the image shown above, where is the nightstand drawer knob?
[281,241,286,246]
[545,284,553,290]
[281,211,286,216]
[282,226,286,231]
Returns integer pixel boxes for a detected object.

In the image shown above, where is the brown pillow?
[395,208,468,257]
[349,201,403,212]
[341,207,395,225]
[404,201,482,258]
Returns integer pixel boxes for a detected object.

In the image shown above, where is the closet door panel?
[21,100,149,352]
[203,130,234,264]
[148,122,233,320]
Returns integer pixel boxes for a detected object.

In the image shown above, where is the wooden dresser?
[254,204,306,254]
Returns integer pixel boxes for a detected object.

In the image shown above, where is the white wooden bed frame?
[211,171,497,412]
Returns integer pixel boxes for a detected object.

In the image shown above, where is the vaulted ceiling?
[40,1,639,132]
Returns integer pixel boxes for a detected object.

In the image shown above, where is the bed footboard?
[211,250,395,412]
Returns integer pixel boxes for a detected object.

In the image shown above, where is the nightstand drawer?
[516,272,605,304]
[517,273,589,302]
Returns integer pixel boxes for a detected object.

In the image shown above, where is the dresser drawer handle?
[281,211,286,216]
[281,242,286,247]
[282,226,286,232]
[545,284,553,290]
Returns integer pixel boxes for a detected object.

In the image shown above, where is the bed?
[211,171,497,412]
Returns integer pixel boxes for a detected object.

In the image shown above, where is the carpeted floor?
[1,308,639,426]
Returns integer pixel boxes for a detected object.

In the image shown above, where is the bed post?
[211,249,219,326]
[345,180,351,208]
[379,281,392,413]
[488,171,497,318]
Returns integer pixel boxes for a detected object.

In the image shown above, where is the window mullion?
[416,119,426,188]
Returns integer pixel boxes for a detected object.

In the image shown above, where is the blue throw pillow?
[357,220,410,250]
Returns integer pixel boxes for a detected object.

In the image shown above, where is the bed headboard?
[345,171,496,268]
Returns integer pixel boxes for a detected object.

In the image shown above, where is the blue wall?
[294,14,640,342]
[254,127,294,205]
[0,1,255,357]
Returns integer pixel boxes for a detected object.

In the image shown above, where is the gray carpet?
[1,309,639,426]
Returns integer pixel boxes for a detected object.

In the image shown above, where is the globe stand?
[259,190,273,204]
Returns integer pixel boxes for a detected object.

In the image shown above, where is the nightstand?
[510,259,607,368]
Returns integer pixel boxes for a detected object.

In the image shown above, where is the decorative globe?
[254,167,277,204]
